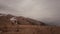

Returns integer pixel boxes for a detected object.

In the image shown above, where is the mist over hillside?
[0,0,60,26]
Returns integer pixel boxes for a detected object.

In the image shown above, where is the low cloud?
[0,0,60,26]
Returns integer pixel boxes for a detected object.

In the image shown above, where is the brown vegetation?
[0,25,60,34]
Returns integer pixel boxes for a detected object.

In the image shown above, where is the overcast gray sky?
[0,0,60,26]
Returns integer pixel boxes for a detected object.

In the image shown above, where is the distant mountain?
[0,13,46,25]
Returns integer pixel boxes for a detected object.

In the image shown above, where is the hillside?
[0,13,60,34]
[0,13,45,25]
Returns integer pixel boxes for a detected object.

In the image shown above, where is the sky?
[0,0,60,26]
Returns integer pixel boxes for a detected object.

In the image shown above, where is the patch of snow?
[10,17,16,21]
[10,17,17,24]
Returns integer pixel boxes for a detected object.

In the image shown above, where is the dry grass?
[0,25,60,34]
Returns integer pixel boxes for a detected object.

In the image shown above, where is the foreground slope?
[0,25,60,34]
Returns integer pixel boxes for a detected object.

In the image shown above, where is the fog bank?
[0,0,60,26]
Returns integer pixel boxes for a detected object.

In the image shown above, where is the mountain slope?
[0,13,45,25]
